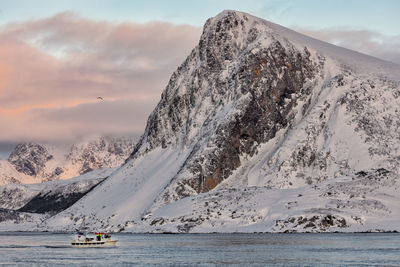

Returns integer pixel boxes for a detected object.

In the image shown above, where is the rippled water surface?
[0,232,399,266]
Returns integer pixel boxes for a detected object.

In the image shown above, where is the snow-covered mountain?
[1,10,399,232]
[0,136,134,185]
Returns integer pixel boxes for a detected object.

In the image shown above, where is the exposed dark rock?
[8,143,52,176]
[275,214,348,231]
[18,179,104,214]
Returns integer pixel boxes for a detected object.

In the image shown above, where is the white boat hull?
[71,239,117,248]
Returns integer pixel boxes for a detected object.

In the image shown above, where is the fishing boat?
[71,232,118,247]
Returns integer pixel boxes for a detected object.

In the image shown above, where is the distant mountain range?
[0,136,134,185]
[0,10,399,233]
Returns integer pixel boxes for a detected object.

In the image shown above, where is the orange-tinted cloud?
[0,12,201,143]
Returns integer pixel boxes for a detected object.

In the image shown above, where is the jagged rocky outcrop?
[67,136,135,175]
[1,10,399,233]
[8,143,53,177]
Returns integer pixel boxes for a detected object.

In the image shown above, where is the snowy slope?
[43,147,192,231]
[1,10,400,232]
[0,160,33,185]
[145,169,400,233]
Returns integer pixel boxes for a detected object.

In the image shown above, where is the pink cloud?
[0,12,201,143]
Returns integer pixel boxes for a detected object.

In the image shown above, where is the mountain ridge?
[0,136,135,185]
[214,10,400,78]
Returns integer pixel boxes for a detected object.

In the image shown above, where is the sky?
[0,0,399,158]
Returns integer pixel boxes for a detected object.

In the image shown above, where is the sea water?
[0,232,399,266]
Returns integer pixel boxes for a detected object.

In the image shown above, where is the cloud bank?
[296,28,400,65]
[0,12,201,143]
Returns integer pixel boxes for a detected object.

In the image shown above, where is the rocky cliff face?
[8,143,53,177]
[132,11,325,198]
[1,10,399,233]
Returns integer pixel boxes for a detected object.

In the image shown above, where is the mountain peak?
[212,9,258,24]
[212,9,246,23]
[207,10,400,79]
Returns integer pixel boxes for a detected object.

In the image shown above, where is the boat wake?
[44,245,72,248]
[0,245,49,249]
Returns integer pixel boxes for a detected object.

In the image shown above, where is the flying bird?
[97,96,104,101]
